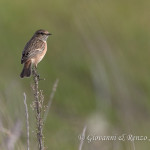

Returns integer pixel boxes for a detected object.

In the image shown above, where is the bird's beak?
[47,33,52,35]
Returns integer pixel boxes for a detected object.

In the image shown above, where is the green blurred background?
[1,0,150,149]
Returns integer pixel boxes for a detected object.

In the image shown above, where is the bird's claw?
[37,74,45,81]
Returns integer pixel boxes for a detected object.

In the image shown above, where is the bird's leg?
[32,66,39,78]
[32,67,35,76]
[32,66,45,81]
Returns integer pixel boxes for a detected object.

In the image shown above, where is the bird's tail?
[20,60,32,78]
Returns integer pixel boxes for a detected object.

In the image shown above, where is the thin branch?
[78,126,87,150]
[32,67,44,150]
[23,92,30,150]
[43,79,59,123]
[131,140,135,150]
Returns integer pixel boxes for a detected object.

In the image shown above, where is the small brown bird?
[20,29,52,78]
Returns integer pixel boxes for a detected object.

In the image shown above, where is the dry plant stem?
[32,67,44,150]
[79,126,87,150]
[131,140,135,150]
[43,79,59,123]
[23,92,30,150]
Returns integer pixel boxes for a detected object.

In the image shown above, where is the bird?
[20,29,52,78]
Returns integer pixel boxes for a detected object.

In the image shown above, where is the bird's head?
[34,29,52,41]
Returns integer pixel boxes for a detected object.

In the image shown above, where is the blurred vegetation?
[1,0,150,149]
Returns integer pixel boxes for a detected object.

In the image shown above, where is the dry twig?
[23,92,30,150]
[43,79,59,123]
[32,67,44,150]
[78,126,87,150]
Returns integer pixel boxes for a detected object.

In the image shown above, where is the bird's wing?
[21,38,45,64]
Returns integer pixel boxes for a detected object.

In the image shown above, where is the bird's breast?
[31,42,47,66]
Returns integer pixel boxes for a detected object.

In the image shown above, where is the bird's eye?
[40,32,44,35]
